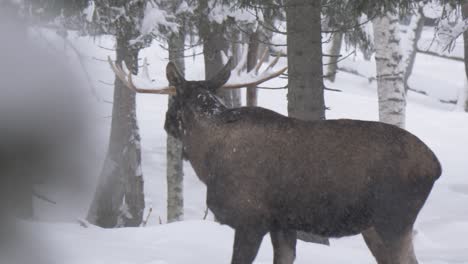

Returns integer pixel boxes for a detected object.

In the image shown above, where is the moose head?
[163,59,232,140]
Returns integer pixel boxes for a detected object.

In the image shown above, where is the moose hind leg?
[362,227,390,264]
[362,227,418,264]
[231,227,267,264]
[385,228,418,264]
[270,230,297,264]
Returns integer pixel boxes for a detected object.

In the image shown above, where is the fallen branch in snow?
[337,67,457,105]
[324,87,343,92]
[416,48,464,62]
[322,50,356,66]
[408,87,428,95]
[98,80,114,86]
[141,207,153,227]
[337,66,375,83]
[77,218,89,228]
[203,207,209,220]
[256,85,342,93]
[93,57,111,62]
[97,45,116,51]
[33,190,57,205]
[439,98,457,104]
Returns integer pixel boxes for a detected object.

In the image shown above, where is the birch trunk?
[247,30,260,107]
[228,27,242,107]
[257,14,273,64]
[87,37,145,228]
[166,31,185,223]
[326,32,343,83]
[372,12,406,128]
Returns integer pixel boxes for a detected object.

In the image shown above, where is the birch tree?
[326,32,344,82]
[166,35,185,222]
[372,11,407,128]
[246,29,260,106]
[164,0,187,223]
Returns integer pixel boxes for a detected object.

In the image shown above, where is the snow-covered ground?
[23,30,468,263]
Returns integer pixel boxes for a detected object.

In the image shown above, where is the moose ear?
[166,62,185,86]
[207,57,232,91]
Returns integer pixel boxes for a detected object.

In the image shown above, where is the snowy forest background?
[0,0,467,263]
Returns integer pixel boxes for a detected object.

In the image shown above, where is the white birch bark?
[166,31,185,223]
[229,28,242,107]
[166,134,184,222]
[372,12,406,128]
[326,32,343,83]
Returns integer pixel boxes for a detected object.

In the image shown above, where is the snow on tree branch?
[141,1,178,36]
[83,1,95,23]
[434,18,468,53]
[207,1,257,25]
[430,2,467,54]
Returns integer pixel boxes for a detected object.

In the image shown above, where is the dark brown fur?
[164,61,441,264]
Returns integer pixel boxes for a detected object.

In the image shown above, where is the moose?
[109,55,441,264]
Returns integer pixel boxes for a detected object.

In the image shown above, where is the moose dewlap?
[110,57,441,264]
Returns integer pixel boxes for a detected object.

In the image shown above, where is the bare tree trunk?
[403,5,425,92]
[461,0,468,112]
[285,0,328,245]
[228,26,242,107]
[87,37,145,228]
[247,31,259,107]
[166,30,185,223]
[286,0,325,121]
[257,16,273,64]
[373,12,406,128]
[326,32,343,82]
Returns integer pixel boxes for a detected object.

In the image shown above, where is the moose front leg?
[231,227,267,264]
[270,230,297,264]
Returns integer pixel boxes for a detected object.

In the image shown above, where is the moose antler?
[107,56,176,95]
[222,48,288,89]
[107,48,287,94]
